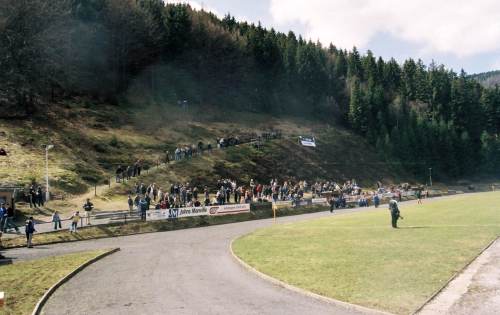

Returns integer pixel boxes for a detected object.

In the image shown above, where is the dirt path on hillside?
[418,238,500,315]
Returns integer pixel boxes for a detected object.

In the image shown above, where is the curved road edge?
[229,239,394,315]
[32,248,121,315]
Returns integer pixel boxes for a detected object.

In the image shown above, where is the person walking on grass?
[416,189,423,204]
[83,198,94,225]
[25,217,35,248]
[69,211,81,233]
[388,199,403,229]
[52,211,62,230]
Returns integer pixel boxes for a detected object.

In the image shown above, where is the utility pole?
[45,145,54,201]
[428,168,433,187]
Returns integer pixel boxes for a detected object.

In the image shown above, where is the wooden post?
[94,185,97,197]
[273,204,276,223]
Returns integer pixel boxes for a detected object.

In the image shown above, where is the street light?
[429,168,433,187]
[45,144,54,202]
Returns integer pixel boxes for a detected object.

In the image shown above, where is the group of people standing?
[173,141,211,161]
[26,185,45,208]
[115,160,143,183]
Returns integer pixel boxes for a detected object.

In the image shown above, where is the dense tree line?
[0,0,499,178]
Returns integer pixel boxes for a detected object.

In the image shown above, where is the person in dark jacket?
[329,197,336,213]
[139,197,148,221]
[25,217,36,248]
[83,198,94,225]
[36,186,44,207]
[29,185,36,208]
[3,205,19,233]
[374,194,380,208]
[0,204,6,232]
[388,199,402,228]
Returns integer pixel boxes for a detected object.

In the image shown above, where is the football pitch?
[232,192,500,314]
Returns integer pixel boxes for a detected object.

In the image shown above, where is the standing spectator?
[127,195,134,213]
[139,197,148,221]
[116,165,123,183]
[52,211,62,230]
[0,204,6,232]
[140,183,147,195]
[329,197,336,213]
[416,189,423,204]
[133,162,138,177]
[29,185,36,208]
[134,194,140,212]
[25,217,35,248]
[36,186,44,207]
[145,194,151,210]
[69,211,81,233]
[126,165,132,180]
[152,184,158,201]
[136,160,142,176]
[83,198,94,225]
[374,194,380,208]
[3,204,19,233]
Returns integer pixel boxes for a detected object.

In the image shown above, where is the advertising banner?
[272,200,293,210]
[147,206,209,221]
[208,204,251,216]
[295,199,312,207]
[311,198,328,205]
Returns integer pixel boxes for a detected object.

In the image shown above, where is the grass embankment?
[1,205,327,249]
[232,191,500,315]
[0,250,107,315]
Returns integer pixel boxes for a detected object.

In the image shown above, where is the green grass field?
[0,250,106,315]
[232,192,500,315]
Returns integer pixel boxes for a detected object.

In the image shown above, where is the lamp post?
[45,145,54,202]
[428,167,433,187]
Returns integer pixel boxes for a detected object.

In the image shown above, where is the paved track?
[7,207,379,315]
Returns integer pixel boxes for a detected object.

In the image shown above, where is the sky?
[165,0,500,74]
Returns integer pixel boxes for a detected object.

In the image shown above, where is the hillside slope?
[0,100,406,212]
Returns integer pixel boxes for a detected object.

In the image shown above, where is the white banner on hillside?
[208,204,251,216]
[299,136,316,147]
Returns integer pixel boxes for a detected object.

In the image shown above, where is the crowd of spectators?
[125,177,374,212]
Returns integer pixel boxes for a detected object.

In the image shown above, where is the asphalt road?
[419,238,500,315]
[6,207,379,315]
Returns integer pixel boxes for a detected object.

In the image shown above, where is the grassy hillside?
[0,99,406,214]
